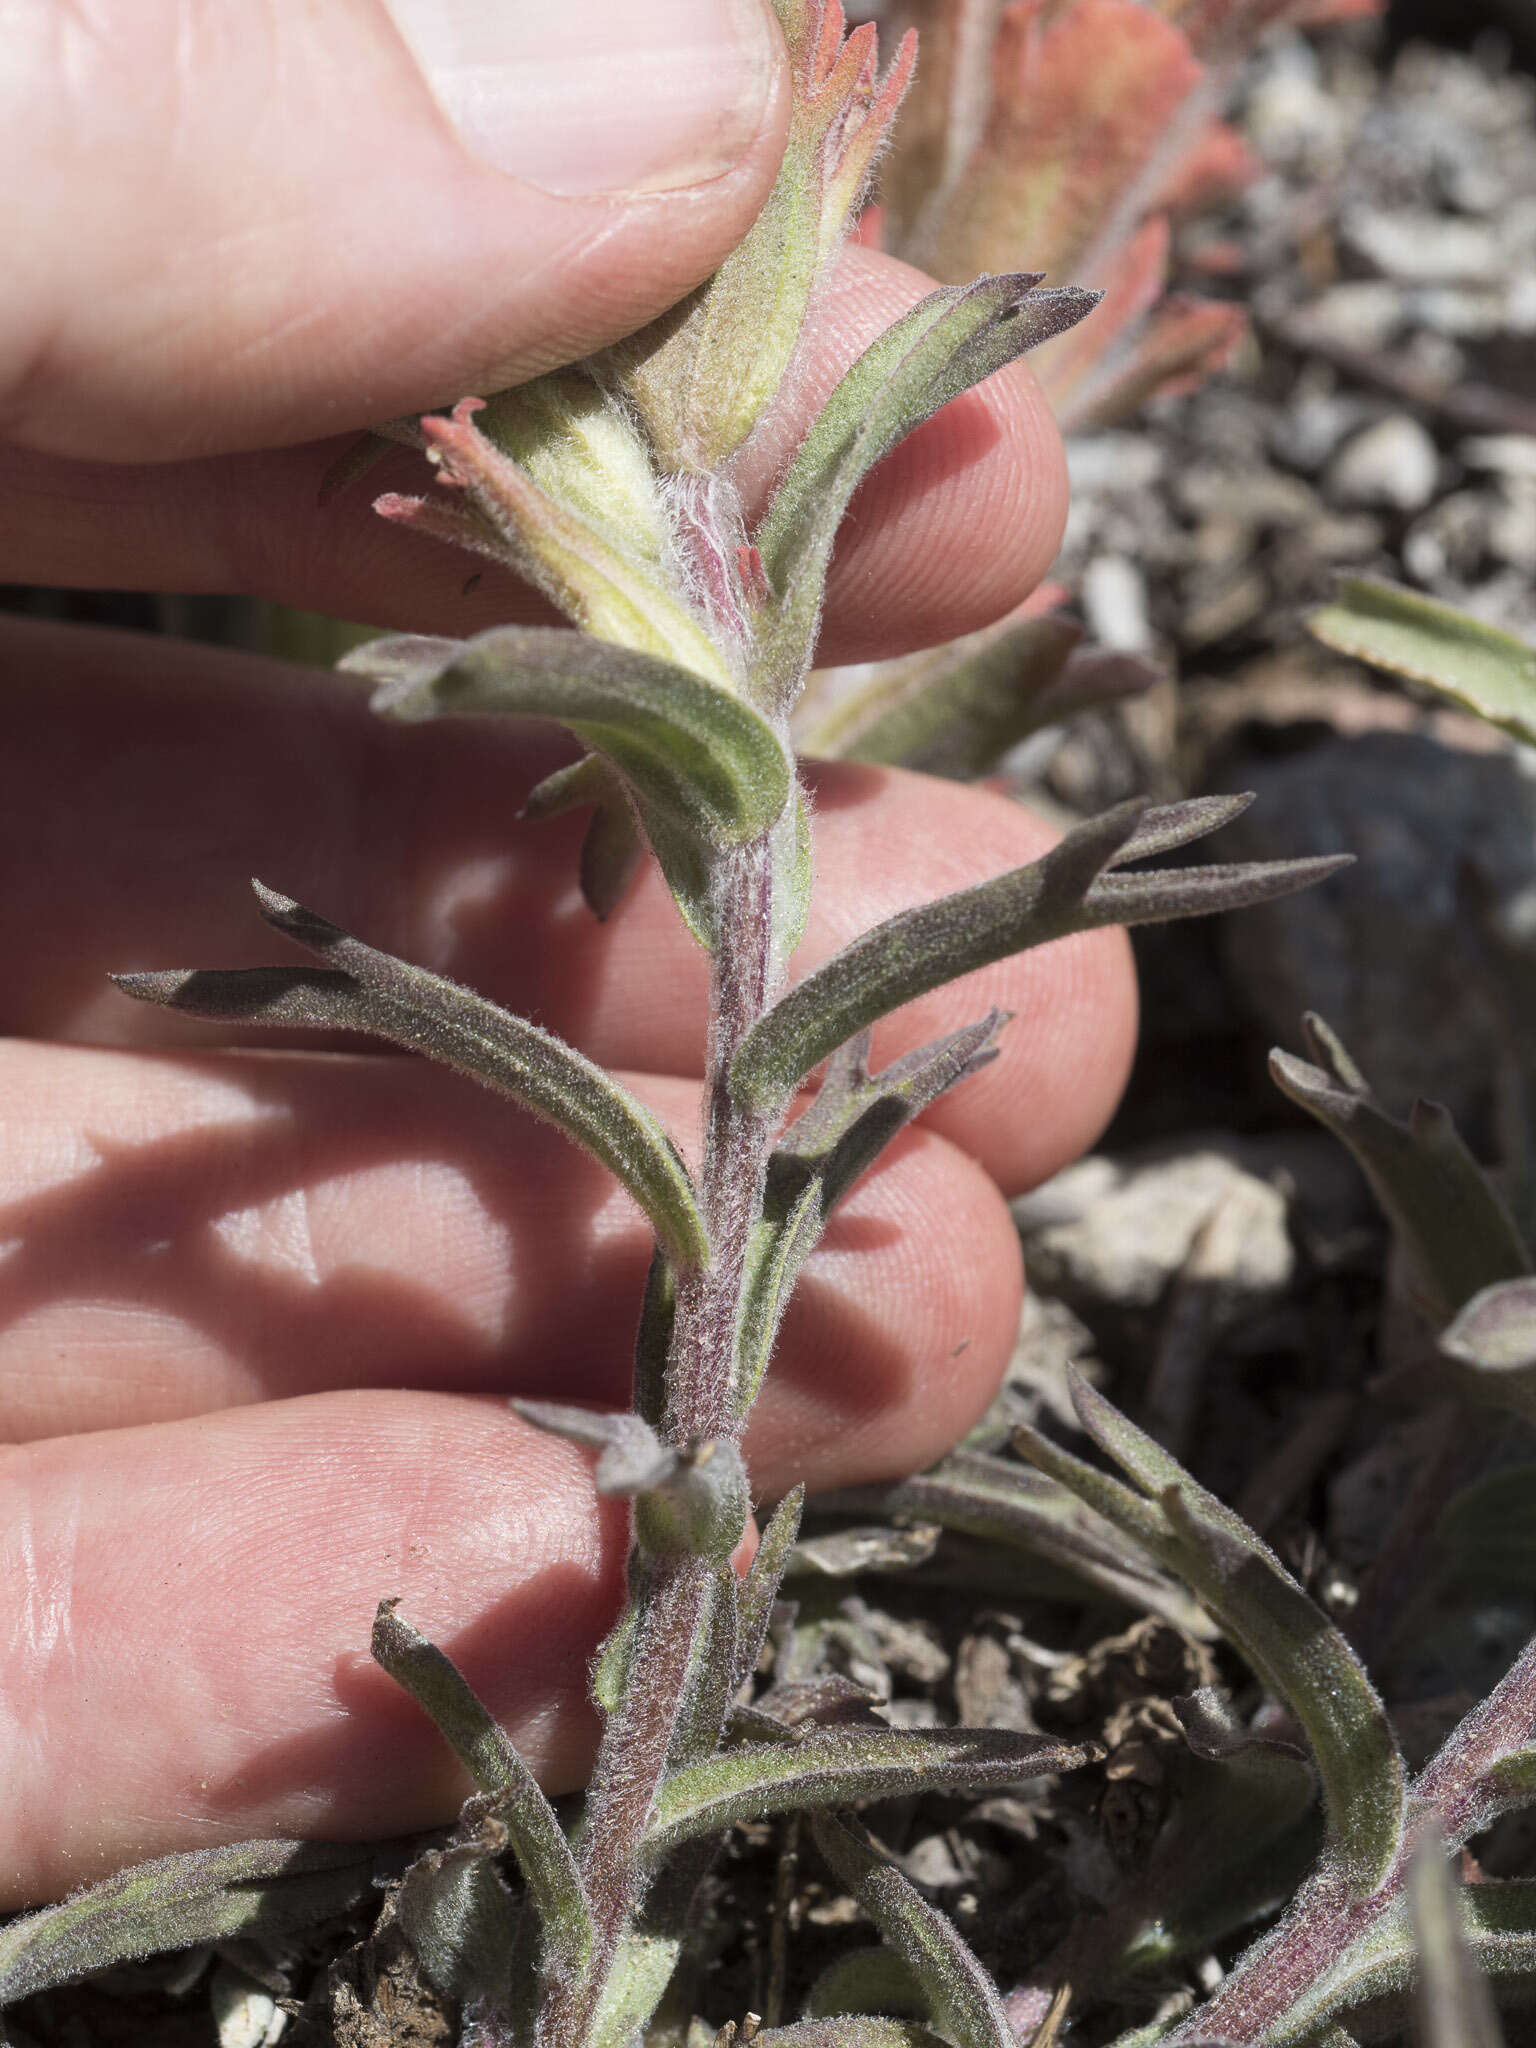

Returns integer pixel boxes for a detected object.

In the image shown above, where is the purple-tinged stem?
[1158,1633,1536,2047]
[548,829,781,2044]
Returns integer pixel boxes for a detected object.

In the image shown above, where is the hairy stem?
[1167,1635,1536,2045]
[552,825,782,2043]
[671,834,777,1442]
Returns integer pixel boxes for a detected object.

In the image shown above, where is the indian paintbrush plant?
[8,4,1536,2046]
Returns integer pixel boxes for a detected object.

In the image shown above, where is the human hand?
[0,0,1136,1906]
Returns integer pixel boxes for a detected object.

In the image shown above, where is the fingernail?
[381,0,778,197]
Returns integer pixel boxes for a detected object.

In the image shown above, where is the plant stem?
[551,822,782,2043]
[672,833,777,1442]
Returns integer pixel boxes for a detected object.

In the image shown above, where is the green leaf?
[805,617,1082,774]
[804,623,1160,783]
[1106,1691,1321,1980]
[803,1946,928,2021]
[770,777,815,974]
[1309,577,1536,746]
[733,797,1345,1116]
[587,1924,686,2048]
[642,1725,1086,1857]
[345,624,793,946]
[370,1601,592,1970]
[1271,1015,1529,1329]
[523,754,648,922]
[755,2023,950,2048]
[394,1807,520,2011]
[735,1486,806,1694]
[753,277,1101,700]
[1406,1823,1506,2048]
[815,1449,1214,1636]
[114,884,709,1270]
[664,1564,742,1771]
[812,1814,1014,2048]
[0,1841,372,2007]
[732,1014,1006,1413]
[1015,1372,1405,1898]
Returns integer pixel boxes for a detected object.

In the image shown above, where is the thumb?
[3,0,788,463]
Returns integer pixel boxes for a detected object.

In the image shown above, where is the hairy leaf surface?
[733,798,1345,1114]
[1016,1372,1405,1897]
[0,1842,372,2007]
[371,1601,592,1968]
[348,625,792,945]
[733,1014,1006,1411]
[812,1814,1014,2048]
[753,277,1100,699]
[643,1725,1086,1856]
[1309,577,1536,747]
[1272,1016,1529,1330]
[114,886,709,1269]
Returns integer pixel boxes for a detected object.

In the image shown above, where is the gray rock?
[1326,414,1440,512]
[1403,490,1494,584]
[1343,207,1504,288]
[1461,436,1536,483]
[1488,478,1536,574]
[1082,554,1154,655]
[1296,281,1406,353]
[1014,1148,1292,1314]
[1218,730,1536,1130]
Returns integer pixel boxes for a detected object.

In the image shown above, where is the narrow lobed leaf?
[346,624,793,945]
[1085,854,1353,926]
[811,1814,1014,2048]
[1018,1370,1406,1898]
[732,1013,1007,1413]
[1271,1015,1530,1330]
[1102,791,1256,865]
[371,1601,592,1969]
[731,801,1146,1114]
[351,626,788,848]
[0,1841,372,2007]
[816,616,1086,779]
[642,1724,1088,1857]
[1308,576,1536,747]
[114,886,709,1270]
[753,276,1101,701]
[815,1449,1216,1636]
[732,800,1345,1115]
